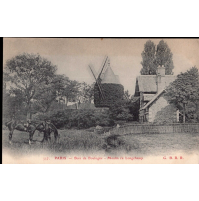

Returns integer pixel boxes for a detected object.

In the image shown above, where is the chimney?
[157,65,165,76]
[156,65,166,92]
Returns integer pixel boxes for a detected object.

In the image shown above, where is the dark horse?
[32,120,60,145]
[5,119,59,145]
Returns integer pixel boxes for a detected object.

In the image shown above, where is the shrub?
[33,109,115,129]
[109,99,134,121]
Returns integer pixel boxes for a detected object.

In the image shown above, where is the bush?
[109,99,134,121]
[33,109,115,129]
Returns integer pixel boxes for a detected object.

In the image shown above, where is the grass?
[2,128,199,158]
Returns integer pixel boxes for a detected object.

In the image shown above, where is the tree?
[3,86,26,121]
[33,74,66,113]
[140,40,174,75]
[165,67,199,123]
[156,40,174,75]
[109,99,133,121]
[78,82,94,103]
[140,40,156,75]
[124,90,131,100]
[4,53,57,119]
[62,79,81,105]
[185,101,198,123]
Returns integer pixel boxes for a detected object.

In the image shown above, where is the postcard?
[2,38,199,164]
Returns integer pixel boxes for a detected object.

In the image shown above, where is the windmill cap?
[101,67,121,84]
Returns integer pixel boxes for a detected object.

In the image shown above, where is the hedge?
[33,109,115,129]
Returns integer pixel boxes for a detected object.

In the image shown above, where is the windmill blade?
[89,65,105,100]
[97,56,108,80]
[89,65,97,81]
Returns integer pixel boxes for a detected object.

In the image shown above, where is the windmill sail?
[97,56,108,80]
[89,65,105,100]
[89,56,124,108]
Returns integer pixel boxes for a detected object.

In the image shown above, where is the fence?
[110,123,199,135]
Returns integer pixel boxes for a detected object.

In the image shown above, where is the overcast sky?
[3,38,199,95]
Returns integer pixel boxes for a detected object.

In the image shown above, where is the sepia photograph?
[2,38,199,164]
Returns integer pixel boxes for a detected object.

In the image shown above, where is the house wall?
[140,92,144,108]
[149,96,178,123]
[139,109,145,122]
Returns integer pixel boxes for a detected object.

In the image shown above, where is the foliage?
[109,99,134,121]
[78,82,94,103]
[4,53,57,119]
[62,79,81,104]
[165,67,199,123]
[3,84,27,122]
[140,40,174,75]
[185,101,198,123]
[33,109,114,129]
[140,40,156,75]
[124,90,131,100]
[33,74,67,113]
[3,53,98,122]
[156,40,174,75]
[94,83,124,107]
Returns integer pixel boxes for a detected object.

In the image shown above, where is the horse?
[5,119,59,145]
[5,119,26,144]
[32,121,60,145]
[5,119,38,145]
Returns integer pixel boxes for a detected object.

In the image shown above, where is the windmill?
[89,56,124,108]
[89,56,108,101]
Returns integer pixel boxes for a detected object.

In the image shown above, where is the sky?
[3,38,199,95]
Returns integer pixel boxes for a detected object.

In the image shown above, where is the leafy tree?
[33,74,66,113]
[140,40,174,75]
[79,82,94,103]
[185,101,198,123]
[3,86,26,121]
[124,90,131,100]
[140,40,156,75]
[165,67,199,123]
[109,99,133,121]
[62,79,81,104]
[156,40,174,75]
[4,53,57,119]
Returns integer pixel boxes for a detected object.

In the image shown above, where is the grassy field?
[3,130,199,159]
[2,128,199,158]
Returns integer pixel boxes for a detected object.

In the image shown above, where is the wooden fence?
[110,123,199,135]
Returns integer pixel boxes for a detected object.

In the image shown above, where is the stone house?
[134,65,179,123]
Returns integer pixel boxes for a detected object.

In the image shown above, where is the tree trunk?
[196,102,199,122]
[45,104,51,113]
[65,96,68,106]
[183,103,186,124]
[27,111,30,120]
[26,101,32,120]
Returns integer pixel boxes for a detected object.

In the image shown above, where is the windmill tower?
[89,56,124,108]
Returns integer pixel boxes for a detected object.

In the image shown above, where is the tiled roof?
[140,89,165,110]
[137,75,157,92]
[137,75,176,92]
[143,94,155,101]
